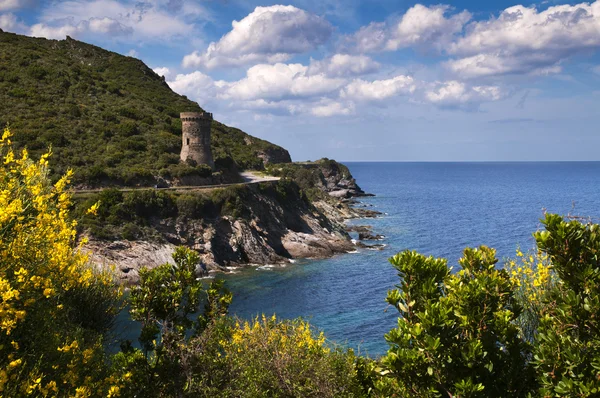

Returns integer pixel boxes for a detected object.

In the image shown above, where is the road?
[74,171,280,195]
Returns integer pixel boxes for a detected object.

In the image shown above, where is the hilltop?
[0,29,379,275]
[0,30,290,187]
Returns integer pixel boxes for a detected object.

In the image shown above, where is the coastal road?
[74,171,280,195]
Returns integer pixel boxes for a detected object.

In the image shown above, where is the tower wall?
[180,112,214,169]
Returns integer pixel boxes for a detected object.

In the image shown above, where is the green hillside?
[0,30,290,186]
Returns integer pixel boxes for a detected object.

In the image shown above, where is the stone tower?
[180,112,214,169]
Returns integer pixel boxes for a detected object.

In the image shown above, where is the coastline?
[85,177,383,285]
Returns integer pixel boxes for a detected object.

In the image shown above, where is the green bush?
[382,247,535,397]
[532,214,600,396]
[114,247,233,397]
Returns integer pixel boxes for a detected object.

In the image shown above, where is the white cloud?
[307,54,380,77]
[153,66,172,79]
[220,63,345,101]
[30,0,198,41]
[30,20,83,39]
[447,1,600,78]
[167,71,218,106]
[0,12,27,33]
[126,49,138,57]
[387,5,471,51]
[88,17,132,36]
[445,53,564,78]
[182,5,333,69]
[346,22,387,53]
[424,80,504,108]
[0,0,34,12]
[341,75,416,101]
[311,100,355,117]
[343,4,470,53]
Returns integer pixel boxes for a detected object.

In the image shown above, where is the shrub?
[532,214,600,396]
[382,247,535,397]
[117,122,139,137]
[505,248,556,343]
[113,247,233,397]
[0,127,122,396]
[220,315,364,397]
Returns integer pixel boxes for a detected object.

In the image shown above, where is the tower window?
[186,138,190,145]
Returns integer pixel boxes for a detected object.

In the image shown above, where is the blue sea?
[219,162,600,357]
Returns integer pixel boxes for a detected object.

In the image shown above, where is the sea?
[112,162,600,357]
[219,162,600,357]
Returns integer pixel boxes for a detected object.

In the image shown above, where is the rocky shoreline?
[83,160,383,284]
[85,187,383,285]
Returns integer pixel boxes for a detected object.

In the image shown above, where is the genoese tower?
[180,112,214,169]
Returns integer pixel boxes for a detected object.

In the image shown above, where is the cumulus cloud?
[0,0,34,12]
[424,80,505,108]
[182,5,333,69]
[167,71,218,106]
[341,76,416,101]
[307,54,380,77]
[153,66,172,79]
[343,4,470,53]
[220,63,345,101]
[446,1,600,78]
[387,5,471,50]
[0,12,27,33]
[30,20,83,39]
[311,100,355,117]
[28,0,198,41]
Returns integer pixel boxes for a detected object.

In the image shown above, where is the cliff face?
[315,159,367,198]
[84,182,355,284]
[267,159,368,199]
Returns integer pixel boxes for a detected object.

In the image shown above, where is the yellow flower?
[86,201,100,216]
[107,385,121,397]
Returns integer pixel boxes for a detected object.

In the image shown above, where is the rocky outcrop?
[85,182,354,284]
[85,240,177,284]
[317,160,367,198]
[256,147,292,166]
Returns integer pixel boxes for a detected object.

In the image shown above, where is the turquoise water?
[219,162,600,357]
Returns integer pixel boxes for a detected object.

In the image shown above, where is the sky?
[2,0,600,161]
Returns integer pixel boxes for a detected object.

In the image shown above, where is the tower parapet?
[180,112,214,169]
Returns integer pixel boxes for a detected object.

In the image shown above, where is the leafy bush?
[532,214,600,396]
[382,247,535,397]
[219,315,364,397]
[505,248,555,343]
[113,247,233,397]
[0,127,122,396]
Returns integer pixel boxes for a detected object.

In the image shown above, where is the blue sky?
[2,0,600,161]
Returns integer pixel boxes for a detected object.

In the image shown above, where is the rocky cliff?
[82,180,363,284]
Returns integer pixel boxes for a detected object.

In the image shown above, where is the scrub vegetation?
[0,31,287,187]
[2,126,600,397]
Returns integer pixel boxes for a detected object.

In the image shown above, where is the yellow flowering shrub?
[505,247,555,342]
[219,315,363,397]
[0,127,121,397]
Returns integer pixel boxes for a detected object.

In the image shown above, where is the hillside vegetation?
[0,30,290,187]
[4,134,600,396]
